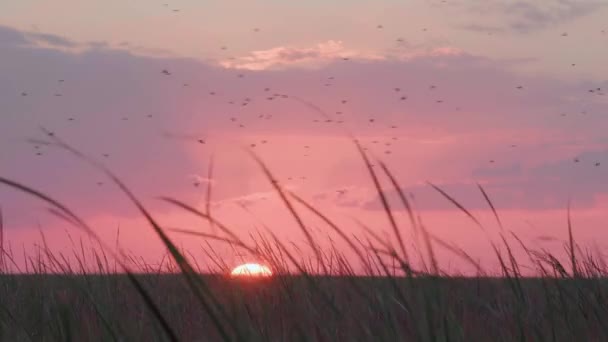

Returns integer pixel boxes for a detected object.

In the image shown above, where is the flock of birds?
[14,4,607,191]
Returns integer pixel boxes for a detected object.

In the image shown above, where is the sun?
[230,263,273,277]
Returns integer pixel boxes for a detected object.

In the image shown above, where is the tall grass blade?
[567,198,578,277]
[351,137,409,264]
[477,183,504,231]
[246,149,328,275]
[378,162,438,275]
[205,155,216,235]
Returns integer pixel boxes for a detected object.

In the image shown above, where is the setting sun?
[230,263,273,277]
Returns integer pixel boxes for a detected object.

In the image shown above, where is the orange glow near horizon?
[230,263,273,277]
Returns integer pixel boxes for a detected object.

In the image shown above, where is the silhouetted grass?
[0,132,606,341]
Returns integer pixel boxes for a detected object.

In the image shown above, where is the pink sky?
[1,0,608,274]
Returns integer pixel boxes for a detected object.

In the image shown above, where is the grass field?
[0,136,605,341]
[2,271,608,341]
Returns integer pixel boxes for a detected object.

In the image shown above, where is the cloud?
[457,0,607,33]
[310,185,373,208]
[457,24,507,35]
[219,40,383,71]
[26,32,77,48]
[0,25,28,46]
[359,148,608,212]
[0,25,81,50]
[219,40,463,71]
[212,184,301,209]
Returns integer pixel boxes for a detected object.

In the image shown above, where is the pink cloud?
[219,40,463,70]
[218,40,382,70]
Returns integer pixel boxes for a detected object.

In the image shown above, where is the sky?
[1,0,607,274]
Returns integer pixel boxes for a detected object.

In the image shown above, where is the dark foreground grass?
[1,131,607,341]
[1,274,608,341]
